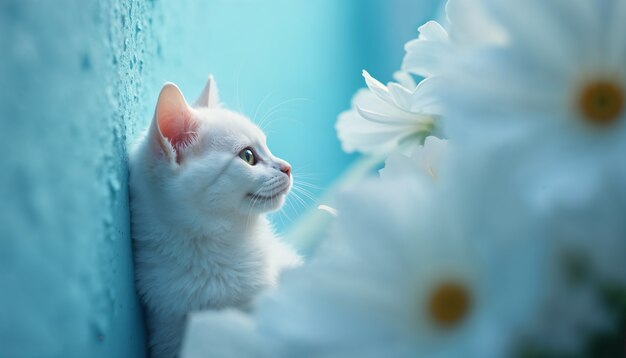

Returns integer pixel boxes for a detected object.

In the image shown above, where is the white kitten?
[129,76,302,358]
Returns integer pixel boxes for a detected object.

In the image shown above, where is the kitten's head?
[141,76,291,223]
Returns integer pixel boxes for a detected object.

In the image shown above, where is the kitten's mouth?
[247,189,287,201]
[246,182,290,201]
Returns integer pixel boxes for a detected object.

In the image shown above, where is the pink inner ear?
[154,83,199,162]
[159,110,198,152]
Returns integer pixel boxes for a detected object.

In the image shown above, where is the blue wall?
[0,1,439,356]
[0,1,153,356]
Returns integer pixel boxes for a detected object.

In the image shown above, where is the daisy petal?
[402,22,451,77]
[409,76,446,115]
[362,70,392,103]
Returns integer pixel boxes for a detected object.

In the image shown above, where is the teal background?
[0,0,439,356]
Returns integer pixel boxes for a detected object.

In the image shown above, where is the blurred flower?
[336,70,441,155]
[402,21,451,78]
[524,177,626,355]
[184,173,538,357]
[443,0,506,46]
[437,2,626,349]
[442,0,626,204]
[380,136,448,184]
[524,251,616,355]
[183,309,275,358]
[402,0,505,78]
[258,178,519,357]
[445,131,626,356]
[544,176,626,287]
[186,2,626,357]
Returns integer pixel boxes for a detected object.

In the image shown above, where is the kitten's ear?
[193,75,220,108]
[150,82,198,163]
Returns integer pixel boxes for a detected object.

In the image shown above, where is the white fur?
[129,77,302,358]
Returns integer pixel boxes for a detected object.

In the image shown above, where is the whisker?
[289,190,309,210]
[291,170,321,179]
[287,191,304,209]
[252,91,276,128]
[293,180,322,190]
[257,97,311,128]
[245,187,264,233]
[278,199,295,225]
[265,97,311,113]
[272,192,287,229]
[234,64,246,114]
[291,192,316,207]
[296,190,318,203]
[292,185,318,203]
[285,195,299,212]
[292,176,321,183]
[293,183,317,194]
[258,109,300,130]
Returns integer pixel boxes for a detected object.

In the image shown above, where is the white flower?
[183,174,536,357]
[446,144,625,355]
[336,70,441,155]
[442,0,626,197]
[402,0,505,78]
[443,0,506,46]
[438,0,626,287]
[257,179,514,357]
[402,21,452,78]
[380,136,448,184]
[430,3,626,349]
[528,179,626,354]
[184,2,626,357]
[182,309,275,358]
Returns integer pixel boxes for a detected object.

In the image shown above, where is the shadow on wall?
[0,0,440,357]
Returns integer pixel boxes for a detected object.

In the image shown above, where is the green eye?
[239,148,257,165]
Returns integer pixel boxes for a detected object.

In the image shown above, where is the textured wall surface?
[0,1,439,357]
[0,1,155,356]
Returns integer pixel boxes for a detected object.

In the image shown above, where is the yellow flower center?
[427,281,472,329]
[578,80,624,126]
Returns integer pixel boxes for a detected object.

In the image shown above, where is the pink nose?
[281,164,291,177]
